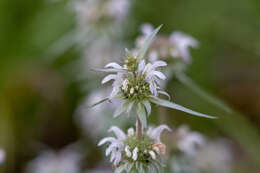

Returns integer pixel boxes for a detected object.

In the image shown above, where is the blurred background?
[0,0,260,172]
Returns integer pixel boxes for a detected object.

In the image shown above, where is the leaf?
[115,163,127,173]
[136,25,162,61]
[137,103,147,128]
[92,68,125,73]
[113,101,131,118]
[88,98,109,108]
[176,73,232,113]
[142,99,151,115]
[149,96,217,119]
[125,162,134,173]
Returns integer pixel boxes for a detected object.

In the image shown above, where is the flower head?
[169,31,199,63]
[98,125,171,169]
[93,25,216,129]
[74,0,130,28]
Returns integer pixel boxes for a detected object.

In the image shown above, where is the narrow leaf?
[88,98,109,108]
[137,103,147,128]
[136,25,162,61]
[92,68,125,73]
[149,96,217,119]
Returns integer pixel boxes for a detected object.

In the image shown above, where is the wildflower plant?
[92,25,216,173]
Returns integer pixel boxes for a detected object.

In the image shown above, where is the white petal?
[149,125,172,142]
[151,61,167,69]
[158,90,171,99]
[114,152,122,165]
[101,74,117,84]
[125,146,132,157]
[105,62,122,69]
[138,60,146,72]
[98,137,116,146]
[132,147,138,161]
[153,71,166,80]
[109,126,126,140]
[149,150,156,160]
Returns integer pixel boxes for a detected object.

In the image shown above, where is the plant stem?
[137,118,142,140]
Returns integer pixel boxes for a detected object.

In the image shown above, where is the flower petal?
[138,60,146,72]
[105,62,122,69]
[151,61,167,69]
[101,74,117,84]
[98,137,116,146]
[153,71,166,80]
[109,126,126,140]
[148,125,172,142]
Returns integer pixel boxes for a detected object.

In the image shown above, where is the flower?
[26,146,81,173]
[98,125,171,168]
[169,31,199,63]
[98,126,126,165]
[73,0,130,28]
[176,125,206,157]
[0,149,5,165]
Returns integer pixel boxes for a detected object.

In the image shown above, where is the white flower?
[132,147,138,161]
[176,125,206,157]
[26,146,81,173]
[73,0,130,27]
[193,139,232,173]
[146,125,172,143]
[149,150,156,160]
[106,0,130,22]
[127,128,135,136]
[0,149,5,165]
[139,60,167,96]
[169,31,199,63]
[98,126,126,165]
[124,146,132,158]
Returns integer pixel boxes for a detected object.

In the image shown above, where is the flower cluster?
[73,0,130,29]
[135,23,199,64]
[98,125,171,171]
[93,25,216,173]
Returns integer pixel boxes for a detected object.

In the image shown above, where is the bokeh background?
[0,0,260,172]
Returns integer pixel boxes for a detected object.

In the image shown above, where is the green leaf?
[92,68,125,73]
[149,96,217,119]
[136,25,162,61]
[88,98,109,108]
[113,101,131,118]
[137,103,147,128]
[115,163,127,173]
[142,99,151,115]
[126,162,134,173]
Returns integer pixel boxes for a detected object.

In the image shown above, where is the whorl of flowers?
[135,23,199,65]
[98,125,171,172]
[74,0,130,28]
[93,25,215,128]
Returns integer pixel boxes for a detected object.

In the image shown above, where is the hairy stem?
[137,118,142,140]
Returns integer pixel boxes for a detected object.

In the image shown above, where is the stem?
[137,118,142,140]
